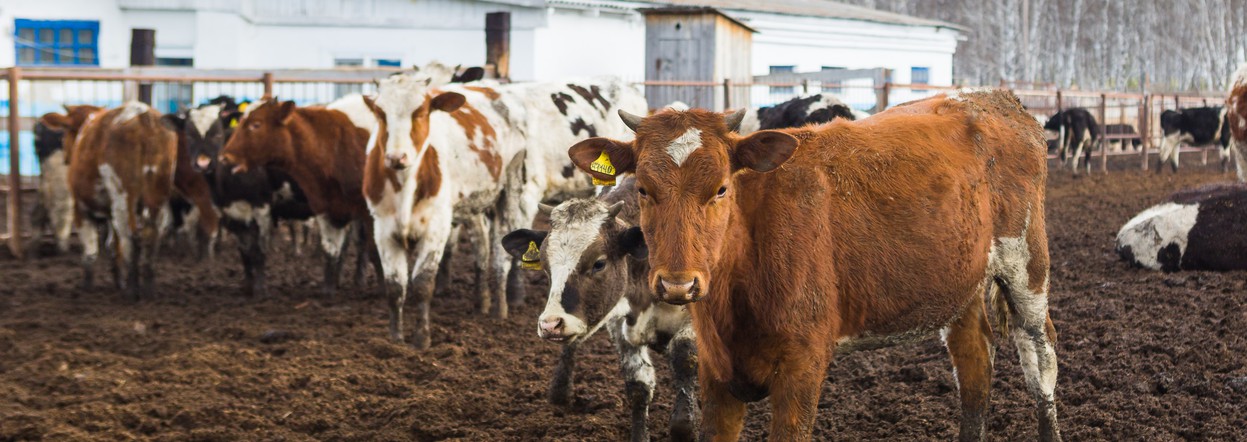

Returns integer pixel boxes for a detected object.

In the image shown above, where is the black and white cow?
[1044,108,1100,173]
[1157,107,1231,172]
[738,93,859,134]
[163,99,314,296]
[502,176,698,442]
[1104,123,1142,151]
[1117,183,1247,271]
[32,119,74,252]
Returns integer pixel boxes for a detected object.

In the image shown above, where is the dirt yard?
[2,152,1246,441]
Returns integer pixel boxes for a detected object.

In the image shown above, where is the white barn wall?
[532,8,644,81]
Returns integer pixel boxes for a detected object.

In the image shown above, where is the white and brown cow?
[502,177,697,442]
[1227,64,1247,181]
[1117,183,1247,271]
[356,63,645,347]
[32,118,74,252]
[42,102,178,300]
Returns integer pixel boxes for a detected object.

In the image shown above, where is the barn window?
[769,65,795,95]
[911,67,930,85]
[14,19,100,66]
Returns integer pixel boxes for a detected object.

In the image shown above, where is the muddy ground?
[2,152,1246,441]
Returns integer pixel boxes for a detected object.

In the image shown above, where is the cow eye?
[637,187,648,198]
[248,121,261,131]
[591,259,607,273]
[717,186,728,198]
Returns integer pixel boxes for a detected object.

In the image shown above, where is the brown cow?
[1228,65,1247,181]
[219,99,377,294]
[569,90,1061,441]
[42,102,178,300]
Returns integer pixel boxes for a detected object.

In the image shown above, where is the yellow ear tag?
[520,241,542,270]
[237,102,250,113]
[229,118,239,128]
[590,151,616,186]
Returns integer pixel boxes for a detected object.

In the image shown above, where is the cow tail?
[989,281,1010,341]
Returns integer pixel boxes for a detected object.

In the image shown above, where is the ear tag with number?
[590,151,616,186]
[520,241,542,270]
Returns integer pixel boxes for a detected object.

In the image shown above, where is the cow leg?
[374,229,410,343]
[766,353,827,441]
[1232,139,1247,182]
[548,341,578,406]
[76,216,100,290]
[667,326,699,442]
[944,285,995,442]
[434,224,460,295]
[609,320,655,442]
[1158,134,1181,173]
[1069,136,1085,174]
[994,230,1062,442]
[317,215,350,297]
[410,241,445,349]
[236,223,259,296]
[700,375,747,441]
[137,204,171,300]
[465,214,497,317]
[110,196,138,300]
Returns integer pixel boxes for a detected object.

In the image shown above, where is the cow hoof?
[548,387,572,406]
[411,333,431,350]
[670,419,695,442]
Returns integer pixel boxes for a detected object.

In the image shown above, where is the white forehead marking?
[189,104,221,137]
[112,101,149,126]
[243,100,267,118]
[666,127,703,166]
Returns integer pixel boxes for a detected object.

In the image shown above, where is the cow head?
[163,104,229,173]
[502,199,647,342]
[220,100,298,174]
[38,105,104,165]
[363,73,465,171]
[568,109,798,305]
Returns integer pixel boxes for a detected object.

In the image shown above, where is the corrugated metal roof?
[641,0,966,32]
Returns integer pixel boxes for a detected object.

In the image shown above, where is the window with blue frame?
[15,19,100,66]
[911,67,930,85]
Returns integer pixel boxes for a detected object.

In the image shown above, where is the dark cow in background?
[32,119,74,252]
[738,93,857,134]
[42,102,178,300]
[164,98,314,296]
[1227,65,1247,181]
[1117,183,1247,271]
[502,176,697,442]
[1156,106,1230,172]
[1045,108,1099,173]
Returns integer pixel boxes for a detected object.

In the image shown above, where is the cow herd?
[24,61,1247,440]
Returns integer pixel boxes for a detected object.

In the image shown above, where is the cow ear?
[430,92,466,113]
[39,113,72,131]
[277,101,297,125]
[732,130,798,173]
[452,66,485,83]
[569,138,635,182]
[616,226,647,260]
[502,229,548,260]
[161,113,186,131]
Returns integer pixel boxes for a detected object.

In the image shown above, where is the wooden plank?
[7,67,23,259]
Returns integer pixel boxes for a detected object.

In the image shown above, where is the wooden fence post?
[1099,93,1108,173]
[262,72,274,100]
[722,78,732,111]
[801,79,810,95]
[1140,94,1150,171]
[7,67,23,258]
[876,82,890,112]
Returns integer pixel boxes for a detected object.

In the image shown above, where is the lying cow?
[1157,106,1230,172]
[1116,183,1247,271]
[355,62,645,347]
[42,103,178,300]
[1045,108,1099,173]
[502,176,697,442]
[220,97,381,296]
[1227,65,1247,181]
[32,119,74,252]
[738,93,857,134]
[164,100,314,296]
[569,89,1061,440]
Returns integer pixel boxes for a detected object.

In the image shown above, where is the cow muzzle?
[537,316,570,342]
[218,154,247,174]
[654,271,706,305]
[385,152,409,170]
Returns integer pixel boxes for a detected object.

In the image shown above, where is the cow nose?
[386,152,409,170]
[655,271,705,305]
[539,317,565,338]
